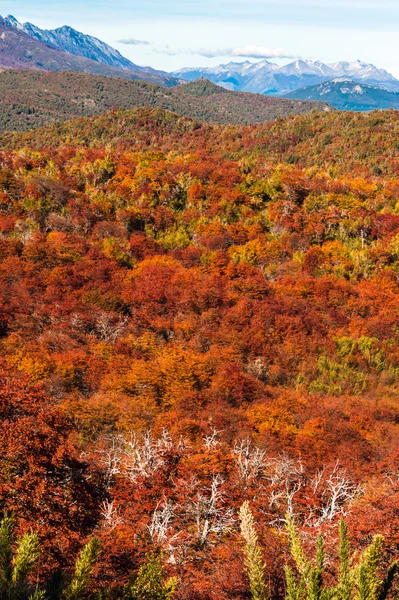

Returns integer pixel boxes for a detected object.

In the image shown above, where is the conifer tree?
[0,516,101,600]
[336,519,351,600]
[0,515,40,600]
[239,501,268,600]
[127,551,177,600]
[63,537,101,600]
[284,517,397,600]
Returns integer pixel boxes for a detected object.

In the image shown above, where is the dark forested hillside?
[1,106,399,599]
[0,70,332,133]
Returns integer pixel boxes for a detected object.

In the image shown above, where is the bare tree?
[233,438,270,481]
[97,435,123,488]
[148,499,175,545]
[267,455,305,518]
[95,312,128,343]
[310,461,363,525]
[98,430,188,484]
[100,500,123,530]
[203,427,221,452]
[186,475,236,549]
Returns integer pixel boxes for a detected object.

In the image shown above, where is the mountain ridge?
[173,58,399,96]
[286,77,399,111]
[3,14,143,72]
[0,16,179,87]
[3,14,136,70]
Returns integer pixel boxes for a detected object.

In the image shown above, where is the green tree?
[0,515,40,600]
[239,502,268,600]
[0,516,101,600]
[63,538,101,600]
[284,517,397,600]
[126,552,177,600]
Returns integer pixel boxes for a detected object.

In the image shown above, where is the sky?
[1,0,399,77]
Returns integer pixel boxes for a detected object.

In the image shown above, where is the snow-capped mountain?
[329,60,399,91]
[287,77,399,111]
[3,15,139,71]
[176,60,279,93]
[278,59,335,77]
[0,15,179,87]
[173,59,399,96]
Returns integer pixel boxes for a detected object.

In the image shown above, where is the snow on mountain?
[173,58,399,96]
[174,60,279,92]
[278,59,334,77]
[3,15,138,71]
[330,60,395,81]
[0,15,180,87]
[328,60,399,91]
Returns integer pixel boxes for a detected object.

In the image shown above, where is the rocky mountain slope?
[3,14,141,71]
[0,17,178,87]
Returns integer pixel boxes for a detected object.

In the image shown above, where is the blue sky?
[2,0,399,76]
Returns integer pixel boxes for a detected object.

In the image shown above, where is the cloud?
[118,38,150,45]
[189,48,233,58]
[232,45,298,59]
[157,46,231,58]
[155,45,298,59]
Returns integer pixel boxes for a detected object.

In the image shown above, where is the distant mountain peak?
[2,14,138,71]
[0,15,179,88]
[173,57,399,96]
[4,14,19,27]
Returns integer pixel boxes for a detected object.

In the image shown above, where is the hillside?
[0,71,332,133]
[2,104,399,598]
[0,18,178,86]
[287,78,399,111]
[4,104,397,177]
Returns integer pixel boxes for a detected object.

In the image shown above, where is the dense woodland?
[0,71,330,133]
[1,105,399,599]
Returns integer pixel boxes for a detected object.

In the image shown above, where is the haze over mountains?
[174,59,399,96]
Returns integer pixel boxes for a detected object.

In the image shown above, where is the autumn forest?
[1,104,399,599]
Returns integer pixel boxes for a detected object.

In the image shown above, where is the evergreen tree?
[63,538,101,600]
[0,516,40,600]
[127,551,177,600]
[239,502,268,600]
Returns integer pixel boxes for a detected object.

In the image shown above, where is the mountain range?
[287,78,399,111]
[0,15,178,87]
[173,59,399,96]
[3,14,137,71]
[0,13,399,114]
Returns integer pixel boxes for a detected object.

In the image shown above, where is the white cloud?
[118,37,150,45]
[156,44,297,59]
[192,48,233,58]
[232,45,298,59]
